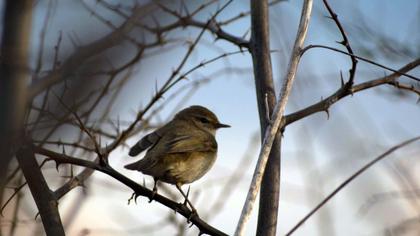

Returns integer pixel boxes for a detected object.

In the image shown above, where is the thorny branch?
[322,0,357,86]
[7,2,248,235]
[284,58,420,126]
[5,1,420,235]
[32,145,228,236]
[301,45,420,82]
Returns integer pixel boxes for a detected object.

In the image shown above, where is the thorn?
[148,180,158,203]
[70,165,74,178]
[55,161,61,172]
[155,79,158,94]
[242,29,250,40]
[264,93,271,123]
[40,158,49,167]
[340,71,344,87]
[324,109,330,120]
[186,186,191,197]
[117,115,120,133]
[35,212,40,220]
[181,1,191,17]
[127,192,136,205]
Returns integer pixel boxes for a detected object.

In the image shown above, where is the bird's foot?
[127,192,140,205]
[187,208,198,224]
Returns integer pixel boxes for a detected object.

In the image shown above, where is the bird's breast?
[170,151,217,185]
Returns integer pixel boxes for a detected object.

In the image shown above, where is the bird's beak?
[215,123,230,128]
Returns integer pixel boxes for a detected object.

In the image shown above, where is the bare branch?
[322,0,357,85]
[28,3,157,100]
[285,136,420,236]
[249,0,280,235]
[32,146,228,236]
[150,1,249,48]
[302,45,420,82]
[284,58,420,126]
[16,143,65,236]
[235,1,313,235]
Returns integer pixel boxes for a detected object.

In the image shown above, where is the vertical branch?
[9,175,24,236]
[16,144,65,236]
[0,0,33,208]
[235,0,313,235]
[249,0,281,235]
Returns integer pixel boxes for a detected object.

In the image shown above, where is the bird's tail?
[124,159,147,171]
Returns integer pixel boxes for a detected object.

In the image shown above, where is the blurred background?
[1,0,419,235]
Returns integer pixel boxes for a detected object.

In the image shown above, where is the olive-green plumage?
[125,105,229,186]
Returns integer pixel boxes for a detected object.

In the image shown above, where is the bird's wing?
[125,132,216,171]
[128,126,166,156]
[162,132,217,154]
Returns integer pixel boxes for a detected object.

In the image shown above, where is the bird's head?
[174,105,230,134]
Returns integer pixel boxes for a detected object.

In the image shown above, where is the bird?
[125,105,230,212]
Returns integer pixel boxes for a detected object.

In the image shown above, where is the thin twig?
[302,45,420,82]
[284,58,420,126]
[285,136,420,236]
[322,0,357,85]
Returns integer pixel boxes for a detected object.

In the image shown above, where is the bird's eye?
[199,117,210,123]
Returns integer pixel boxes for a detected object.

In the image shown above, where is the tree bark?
[0,0,32,208]
[250,1,281,235]
[16,144,65,236]
[236,1,312,234]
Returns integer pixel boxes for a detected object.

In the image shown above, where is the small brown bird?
[125,105,229,211]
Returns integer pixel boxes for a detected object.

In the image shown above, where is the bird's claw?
[187,209,198,224]
[128,192,140,205]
